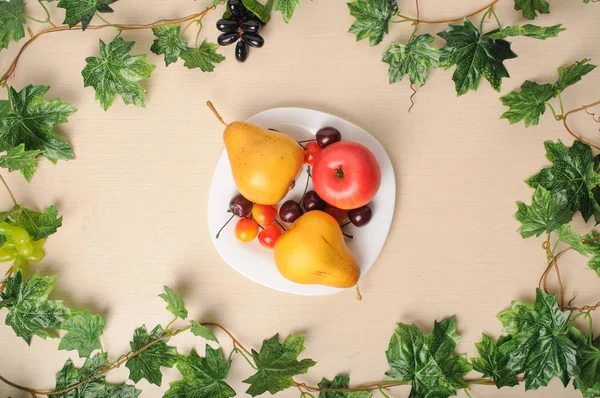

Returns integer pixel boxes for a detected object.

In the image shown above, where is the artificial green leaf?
[500,81,555,127]
[583,232,600,277]
[159,286,188,320]
[151,25,188,66]
[191,320,219,342]
[0,0,25,51]
[385,317,472,398]
[51,353,141,398]
[570,327,600,397]
[0,271,69,344]
[164,346,235,398]
[242,0,273,23]
[214,0,226,6]
[181,41,225,72]
[557,224,588,255]
[515,186,574,238]
[0,204,62,241]
[514,0,549,19]
[0,144,41,182]
[275,0,299,23]
[526,140,600,223]
[0,85,76,163]
[58,309,106,358]
[125,324,177,386]
[82,37,156,111]
[555,59,597,92]
[57,0,117,31]
[318,376,372,398]
[347,0,398,46]
[488,24,565,40]
[382,34,441,87]
[497,289,577,390]
[243,333,317,396]
[438,18,517,96]
[472,333,519,388]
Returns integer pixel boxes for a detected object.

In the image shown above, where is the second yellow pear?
[224,122,304,205]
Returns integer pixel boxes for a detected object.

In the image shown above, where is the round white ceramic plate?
[207,108,396,296]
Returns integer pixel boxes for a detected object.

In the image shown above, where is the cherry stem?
[343,232,353,239]
[300,166,311,204]
[215,214,235,239]
[206,101,228,127]
[341,221,352,228]
[274,219,287,231]
[297,139,316,143]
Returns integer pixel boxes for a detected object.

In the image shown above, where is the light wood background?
[1,0,600,397]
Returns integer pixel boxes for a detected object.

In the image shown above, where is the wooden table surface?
[1,0,599,397]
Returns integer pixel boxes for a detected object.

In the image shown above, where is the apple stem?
[206,101,228,127]
[216,214,235,239]
[334,168,344,179]
[355,284,363,301]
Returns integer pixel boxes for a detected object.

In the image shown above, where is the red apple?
[312,141,381,210]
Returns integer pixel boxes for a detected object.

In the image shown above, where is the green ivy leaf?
[497,289,577,390]
[382,34,441,87]
[164,346,235,398]
[0,204,62,241]
[125,324,177,386]
[58,309,106,358]
[0,0,25,51]
[500,81,555,127]
[151,25,188,66]
[0,144,41,182]
[159,286,188,320]
[242,0,273,23]
[570,327,600,397]
[472,333,520,388]
[317,376,372,397]
[438,18,517,96]
[583,232,600,277]
[488,24,565,40]
[526,140,600,223]
[0,85,76,163]
[243,333,317,396]
[555,59,597,92]
[385,317,472,398]
[57,0,118,31]
[514,0,549,20]
[275,0,299,23]
[556,224,588,255]
[51,353,141,398]
[181,41,225,72]
[0,271,69,344]
[191,320,219,342]
[515,186,574,238]
[82,37,156,111]
[347,0,398,47]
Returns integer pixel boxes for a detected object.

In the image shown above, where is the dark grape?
[218,32,240,46]
[302,191,326,212]
[229,194,253,217]
[279,200,304,223]
[227,0,245,19]
[241,19,261,33]
[216,19,239,32]
[242,33,264,48]
[348,205,372,227]
[235,40,249,62]
[316,127,342,148]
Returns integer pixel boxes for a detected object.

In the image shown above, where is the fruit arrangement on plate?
[208,103,382,292]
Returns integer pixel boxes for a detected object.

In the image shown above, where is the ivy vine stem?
[396,0,501,24]
[0,5,217,86]
[562,100,600,151]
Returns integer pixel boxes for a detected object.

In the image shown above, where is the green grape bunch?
[0,222,45,276]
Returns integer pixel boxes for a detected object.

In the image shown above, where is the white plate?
[207,108,396,296]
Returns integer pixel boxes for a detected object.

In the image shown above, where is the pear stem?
[206,101,228,127]
[355,284,363,301]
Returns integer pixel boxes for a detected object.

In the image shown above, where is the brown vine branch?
[0,173,17,207]
[0,5,216,86]
[397,0,501,24]
[562,100,600,151]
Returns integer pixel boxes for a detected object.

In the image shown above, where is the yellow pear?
[207,101,304,205]
[274,211,360,288]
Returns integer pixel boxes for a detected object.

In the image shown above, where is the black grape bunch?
[216,0,265,63]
